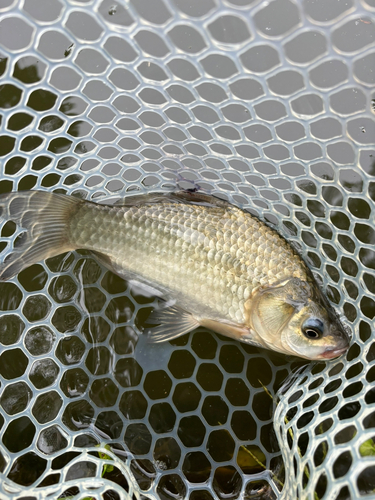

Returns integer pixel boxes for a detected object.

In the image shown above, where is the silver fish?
[0,190,349,360]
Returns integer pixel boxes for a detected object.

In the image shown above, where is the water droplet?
[360,126,366,133]
[109,5,117,15]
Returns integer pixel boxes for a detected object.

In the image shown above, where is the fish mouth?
[319,346,348,359]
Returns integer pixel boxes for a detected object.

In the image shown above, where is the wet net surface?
[0,0,374,499]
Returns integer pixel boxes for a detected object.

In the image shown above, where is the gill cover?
[248,278,307,354]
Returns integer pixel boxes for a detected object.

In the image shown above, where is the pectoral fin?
[254,291,296,335]
[145,305,200,343]
[200,318,252,341]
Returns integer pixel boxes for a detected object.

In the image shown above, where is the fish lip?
[319,346,348,359]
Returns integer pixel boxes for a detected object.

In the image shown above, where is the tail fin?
[0,190,83,281]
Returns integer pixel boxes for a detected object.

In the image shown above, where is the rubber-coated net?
[0,0,374,499]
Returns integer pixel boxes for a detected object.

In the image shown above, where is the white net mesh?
[0,0,374,499]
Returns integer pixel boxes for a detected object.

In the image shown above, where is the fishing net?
[0,0,374,499]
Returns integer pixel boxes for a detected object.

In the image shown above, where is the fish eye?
[303,329,321,339]
[302,319,324,340]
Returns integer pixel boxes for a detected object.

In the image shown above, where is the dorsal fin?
[109,191,230,209]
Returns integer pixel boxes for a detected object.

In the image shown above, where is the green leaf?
[360,438,375,456]
[102,462,114,475]
[97,443,114,475]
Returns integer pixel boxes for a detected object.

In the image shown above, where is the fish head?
[247,277,350,360]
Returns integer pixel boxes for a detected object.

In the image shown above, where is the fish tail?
[0,190,83,280]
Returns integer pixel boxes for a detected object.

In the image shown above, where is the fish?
[0,190,349,360]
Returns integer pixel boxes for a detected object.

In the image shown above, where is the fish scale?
[69,198,308,324]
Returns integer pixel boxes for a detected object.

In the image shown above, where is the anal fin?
[145,305,200,343]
